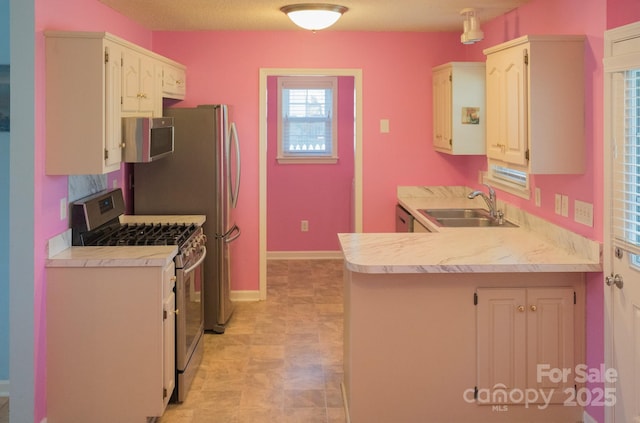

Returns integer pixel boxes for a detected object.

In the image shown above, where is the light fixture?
[460,8,484,44]
[280,4,348,31]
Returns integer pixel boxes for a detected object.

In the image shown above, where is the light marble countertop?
[46,214,205,268]
[46,245,178,268]
[339,186,602,274]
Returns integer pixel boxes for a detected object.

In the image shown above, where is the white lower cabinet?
[476,287,576,404]
[46,261,176,423]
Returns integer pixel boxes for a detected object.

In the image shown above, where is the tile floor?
[158,259,347,423]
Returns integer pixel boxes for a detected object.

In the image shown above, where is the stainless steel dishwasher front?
[395,204,414,232]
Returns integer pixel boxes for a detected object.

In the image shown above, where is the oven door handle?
[182,247,207,276]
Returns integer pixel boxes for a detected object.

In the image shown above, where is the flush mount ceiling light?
[460,8,484,44]
[280,4,348,31]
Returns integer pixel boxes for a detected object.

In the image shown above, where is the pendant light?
[460,8,484,44]
[280,4,348,31]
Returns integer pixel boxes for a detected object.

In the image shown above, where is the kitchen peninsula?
[339,186,601,423]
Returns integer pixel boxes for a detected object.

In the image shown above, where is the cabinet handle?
[517,305,525,312]
[171,276,177,282]
[120,142,126,148]
[530,305,537,312]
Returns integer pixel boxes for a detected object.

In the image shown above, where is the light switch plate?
[574,200,594,227]
[555,194,562,215]
[561,195,569,217]
[534,188,541,207]
[60,197,67,220]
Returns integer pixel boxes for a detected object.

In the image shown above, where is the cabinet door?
[162,262,176,407]
[163,64,187,99]
[432,67,452,151]
[163,291,176,407]
[122,50,157,114]
[485,47,528,166]
[138,55,156,113]
[526,287,575,403]
[476,288,528,400]
[477,287,575,404]
[104,41,124,169]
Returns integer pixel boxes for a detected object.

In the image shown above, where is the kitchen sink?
[417,208,518,228]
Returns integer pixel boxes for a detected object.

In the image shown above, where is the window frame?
[276,76,339,164]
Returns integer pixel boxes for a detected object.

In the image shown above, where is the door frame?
[258,68,363,300]
[603,20,640,423]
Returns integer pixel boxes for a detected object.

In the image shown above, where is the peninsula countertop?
[339,188,602,274]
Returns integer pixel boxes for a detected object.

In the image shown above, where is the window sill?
[277,156,338,164]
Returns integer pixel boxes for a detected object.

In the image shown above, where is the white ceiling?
[98,0,530,32]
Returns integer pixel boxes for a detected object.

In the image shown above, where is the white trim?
[603,20,640,423]
[582,410,597,423]
[230,290,261,302]
[267,250,343,260]
[0,380,8,397]
[259,67,363,303]
[341,382,351,423]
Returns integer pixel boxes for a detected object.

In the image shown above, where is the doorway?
[258,68,363,300]
[604,21,640,423]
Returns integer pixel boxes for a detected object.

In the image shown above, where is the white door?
[604,22,640,423]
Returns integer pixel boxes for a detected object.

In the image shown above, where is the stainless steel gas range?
[71,188,206,403]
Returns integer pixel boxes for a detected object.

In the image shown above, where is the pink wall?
[267,75,355,252]
[28,0,640,421]
[608,0,640,28]
[152,30,477,290]
[34,0,152,420]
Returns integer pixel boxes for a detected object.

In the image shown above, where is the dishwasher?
[395,204,414,232]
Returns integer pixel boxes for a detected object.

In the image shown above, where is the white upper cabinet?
[122,49,158,116]
[483,35,585,174]
[45,32,124,175]
[432,62,486,155]
[44,31,187,175]
[162,63,187,100]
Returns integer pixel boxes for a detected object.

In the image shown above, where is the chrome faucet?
[468,183,500,220]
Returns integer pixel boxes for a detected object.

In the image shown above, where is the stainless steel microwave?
[122,117,174,163]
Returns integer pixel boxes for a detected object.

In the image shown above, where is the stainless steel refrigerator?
[133,105,240,333]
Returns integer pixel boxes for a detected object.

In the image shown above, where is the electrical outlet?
[60,197,67,220]
[301,220,309,232]
[534,188,541,207]
[561,195,569,217]
[555,194,562,215]
[380,119,390,133]
[574,200,594,227]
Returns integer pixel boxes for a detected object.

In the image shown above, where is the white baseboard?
[267,250,343,260]
[583,411,598,423]
[0,380,8,397]
[230,290,261,302]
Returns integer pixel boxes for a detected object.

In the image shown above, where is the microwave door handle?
[230,122,241,209]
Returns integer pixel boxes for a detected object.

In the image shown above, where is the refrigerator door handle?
[229,122,241,209]
[217,223,241,243]
[224,224,241,243]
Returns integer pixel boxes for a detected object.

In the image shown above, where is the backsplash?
[68,174,107,202]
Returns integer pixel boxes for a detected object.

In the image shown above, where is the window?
[277,76,338,163]
[485,160,529,199]
[612,69,640,266]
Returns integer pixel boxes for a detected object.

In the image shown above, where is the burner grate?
[84,223,198,247]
